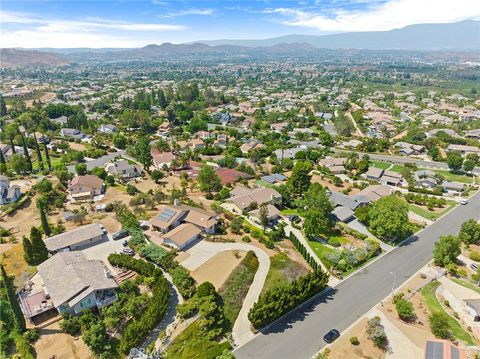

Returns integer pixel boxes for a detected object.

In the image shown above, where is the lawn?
[218,251,259,330]
[261,252,309,294]
[369,161,391,170]
[430,170,473,184]
[255,179,277,188]
[421,281,476,345]
[389,164,405,173]
[451,278,480,295]
[307,240,335,268]
[280,208,302,216]
[408,201,456,221]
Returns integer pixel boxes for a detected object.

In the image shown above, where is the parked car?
[122,247,135,256]
[113,229,129,241]
[323,329,340,343]
[288,215,301,224]
[460,199,468,205]
[470,263,478,271]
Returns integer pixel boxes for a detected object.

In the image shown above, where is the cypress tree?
[22,236,34,265]
[0,149,5,165]
[0,264,26,331]
[37,200,51,236]
[9,135,16,154]
[33,133,44,172]
[43,142,52,170]
[21,134,32,173]
[30,226,49,265]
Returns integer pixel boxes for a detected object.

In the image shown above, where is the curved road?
[180,241,270,346]
[234,191,480,359]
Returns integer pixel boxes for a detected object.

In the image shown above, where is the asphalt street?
[234,191,480,359]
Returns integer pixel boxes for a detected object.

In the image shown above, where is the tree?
[23,236,34,265]
[1,264,26,331]
[287,160,312,195]
[459,219,480,245]
[230,217,244,234]
[29,226,49,265]
[8,154,30,175]
[20,134,33,173]
[258,203,269,233]
[75,163,87,176]
[37,199,51,236]
[433,235,460,267]
[395,298,415,321]
[151,169,164,183]
[368,195,409,242]
[463,159,475,173]
[43,142,52,170]
[447,151,463,172]
[112,133,127,149]
[197,165,221,195]
[33,133,44,172]
[366,316,388,349]
[135,136,152,172]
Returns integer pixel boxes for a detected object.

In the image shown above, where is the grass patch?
[370,161,391,170]
[280,209,302,216]
[421,281,475,345]
[255,180,277,188]
[430,170,473,184]
[307,240,335,268]
[218,251,259,330]
[261,253,309,294]
[451,278,480,295]
[389,164,406,173]
[408,201,456,221]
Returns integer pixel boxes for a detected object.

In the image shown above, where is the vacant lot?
[191,250,246,289]
[261,252,309,294]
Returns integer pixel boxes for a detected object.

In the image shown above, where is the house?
[319,157,347,174]
[99,124,117,134]
[149,204,218,250]
[261,173,287,184]
[249,204,280,225]
[353,185,392,202]
[19,251,118,320]
[105,159,142,180]
[332,206,355,223]
[240,140,263,154]
[45,223,107,253]
[215,168,253,186]
[464,129,480,139]
[365,168,384,181]
[273,147,303,160]
[423,339,467,359]
[68,175,105,201]
[0,175,21,205]
[60,128,85,139]
[442,181,465,195]
[0,143,26,160]
[162,223,202,250]
[50,115,68,126]
[327,190,369,211]
[158,122,171,135]
[413,170,439,189]
[364,168,403,186]
[226,187,282,214]
[445,144,480,157]
[151,150,176,169]
[464,298,480,321]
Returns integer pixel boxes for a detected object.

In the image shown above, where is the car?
[113,229,129,241]
[323,329,340,343]
[288,215,301,224]
[470,263,478,271]
[122,247,135,256]
[460,199,468,205]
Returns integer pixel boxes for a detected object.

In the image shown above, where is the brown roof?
[356,185,392,202]
[215,168,253,185]
[69,175,103,190]
[228,187,281,210]
[151,150,175,166]
[162,223,202,247]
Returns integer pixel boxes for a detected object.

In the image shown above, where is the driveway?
[81,236,124,273]
[180,240,270,346]
[345,218,393,251]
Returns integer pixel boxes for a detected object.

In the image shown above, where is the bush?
[242,235,251,243]
[170,265,196,299]
[230,217,244,234]
[429,313,451,339]
[60,314,81,336]
[327,237,341,247]
[395,299,415,321]
[350,336,360,346]
[366,316,388,350]
[248,270,329,329]
[470,251,480,262]
[23,328,40,343]
[126,184,139,196]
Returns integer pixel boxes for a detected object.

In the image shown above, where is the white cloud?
[159,8,215,18]
[0,10,187,48]
[267,0,480,32]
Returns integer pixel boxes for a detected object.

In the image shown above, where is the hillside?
[0,49,69,68]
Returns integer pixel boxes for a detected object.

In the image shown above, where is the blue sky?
[1,0,479,48]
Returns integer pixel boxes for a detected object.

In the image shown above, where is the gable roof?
[227,187,281,210]
[45,223,104,251]
[162,223,202,247]
[37,251,117,307]
[69,174,103,190]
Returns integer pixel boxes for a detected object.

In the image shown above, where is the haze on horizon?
[1,0,480,49]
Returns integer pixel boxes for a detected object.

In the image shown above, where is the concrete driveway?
[180,240,270,346]
[81,236,125,273]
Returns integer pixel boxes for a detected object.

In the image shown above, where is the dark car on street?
[323,329,340,343]
[113,229,129,241]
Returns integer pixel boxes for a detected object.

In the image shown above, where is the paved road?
[67,150,126,173]
[234,191,480,359]
[332,148,480,174]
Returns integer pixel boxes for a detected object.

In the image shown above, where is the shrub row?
[289,233,320,271]
[248,269,329,329]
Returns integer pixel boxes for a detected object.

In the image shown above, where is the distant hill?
[198,21,480,50]
[0,49,69,68]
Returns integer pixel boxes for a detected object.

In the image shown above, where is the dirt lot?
[33,321,92,359]
[327,317,385,359]
[69,142,87,152]
[311,173,361,195]
[191,250,246,289]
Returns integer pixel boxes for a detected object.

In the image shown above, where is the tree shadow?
[259,287,338,335]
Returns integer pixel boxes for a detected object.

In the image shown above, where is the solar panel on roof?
[159,208,176,222]
[261,176,276,184]
[425,341,444,359]
[271,173,287,181]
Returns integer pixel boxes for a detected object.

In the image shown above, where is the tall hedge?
[248,269,329,329]
[107,254,170,354]
[0,265,26,331]
[289,233,319,271]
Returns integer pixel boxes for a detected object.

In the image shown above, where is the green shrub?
[60,313,81,336]
[242,235,251,243]
[350,336,360,346]
[395,299,415,321]
[470,251,480,262]
[327,237,341,247]
[23,328,40,343]
[429,313,451,339]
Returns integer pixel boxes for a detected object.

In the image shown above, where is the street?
[234,191,480,359]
